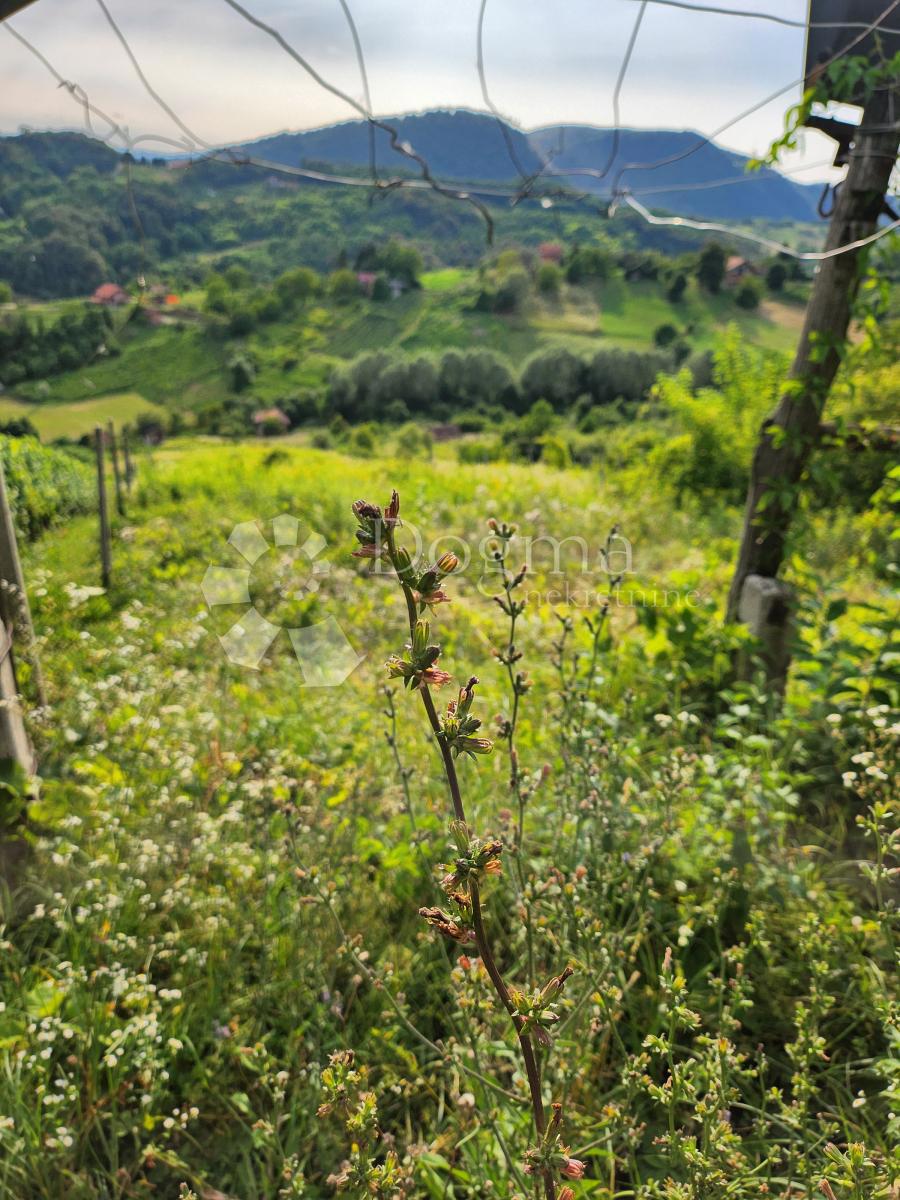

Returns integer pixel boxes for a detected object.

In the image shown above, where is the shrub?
[566,244,613,283]
[228,352,256,392]
[654,322,679,348]
[394,423,433,460]
[493,268,530,314]
[457,438,504,463]
[666,272,688,302]
[586,347,672,405]
[696,241,726,293]
[736,277,763,310]
[537,262,562,295]
[439,350,520,413]
[652,325,782,502]
[1,435,93,540]
[227,307,256,337]
[766,261,787,292]
[329,268,360,303]
[274,266,320,305]
[521,347,586,410]
[539,434,571,469]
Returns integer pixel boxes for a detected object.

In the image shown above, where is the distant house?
[430,423,462,442]
[91,283,129,306]
[252,406,291,435]
[724,256,758,287]
[538,242,564,264]
[388,278,406,300]
[357,271,378,296]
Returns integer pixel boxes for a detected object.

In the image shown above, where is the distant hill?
[530,126,820,222]
[236,109,821,223]
[0,118,824,299]
[243,110,544,188]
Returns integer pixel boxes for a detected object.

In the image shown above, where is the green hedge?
[1,436,94,541]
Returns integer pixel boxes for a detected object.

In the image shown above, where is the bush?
[666,272,688,302]
[274,266,321,305]
[493,268,530,314]
[566,244,613,283]
[586,347,672,406]
[736,277,763,310]
[536,262,562,295]
[227,307,256,337]
[457,438,504,463]
[696,241,726,293]
[329,269,360,304]
[521,347,586,410]
[538,433,571,469]
[228,352,256,392]
[394,423,433,460]
[651,325,782,502]
[766,261,787,292]
[654,322,679,349]
[1,435,93,540]
[439,350,520,413]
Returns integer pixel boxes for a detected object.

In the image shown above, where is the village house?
[91,282,129,306]
[252,406,291,435]
[356,271,378,296]
[723,256,759,287]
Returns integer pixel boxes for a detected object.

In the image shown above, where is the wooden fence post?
[107,421,126,518]
[0,459,46,707]
[95,427,112,590]
[122,423,135,491]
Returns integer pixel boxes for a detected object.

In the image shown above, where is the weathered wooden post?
[0,459,46,707]
[122,423,135,491]
[107,420,126,517]
[95,427,112,589]
[0,458,38,896]
[727,11,900,689]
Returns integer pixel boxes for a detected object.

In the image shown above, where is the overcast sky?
[0,0,855,182]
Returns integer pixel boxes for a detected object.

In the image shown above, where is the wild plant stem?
[385,523,556,1200]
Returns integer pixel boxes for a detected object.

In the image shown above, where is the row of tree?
[326,345,675,424]
[0,305,114,387]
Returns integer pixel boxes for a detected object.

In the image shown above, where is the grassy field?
[0,391,166,440]
[8,272,807,437]
[2,427,895,1198]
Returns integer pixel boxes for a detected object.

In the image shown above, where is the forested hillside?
[0,121,823,299]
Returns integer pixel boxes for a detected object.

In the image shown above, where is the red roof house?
[91,283,129,306]
[538,242,564,263]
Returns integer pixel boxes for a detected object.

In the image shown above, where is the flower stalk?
[352,490,571,1200]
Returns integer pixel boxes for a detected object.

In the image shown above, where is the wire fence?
[2,0,899,266]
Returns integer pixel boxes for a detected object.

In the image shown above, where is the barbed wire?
[476,0,542,186]
[607,0,900,196]
[4,0,897,270]
[620,191,900,259]
[217,0,494,234]
[3,21,190,153]
[628,157,836,196]
[334,0,379,185]
[594,0,648,183]
[617,0,900,35]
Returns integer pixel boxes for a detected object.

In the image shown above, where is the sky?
[0,0,864,183]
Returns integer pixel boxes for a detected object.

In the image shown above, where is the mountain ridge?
[0,111,824,224]
[234,108,822,223]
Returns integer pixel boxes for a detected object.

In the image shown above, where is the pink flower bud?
[561,1158,586,1179]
